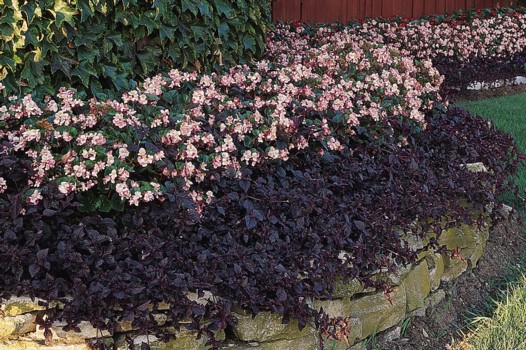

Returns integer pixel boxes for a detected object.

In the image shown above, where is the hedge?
[0,0,271,99]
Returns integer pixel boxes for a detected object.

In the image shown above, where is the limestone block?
[425,253,444,292]
[232,311,315,342]
[115,313,168,332]
[0,340,90,350]
[321,318,362,350]
[438,226,478,251]
[317,283,406,340]
[1,297,47,317]
[0,313,37,340]
[388,264,413,286]
[49,321,111,341]
[441,258,468,282]
[424,290,446,316]
[257,333,319,350]
[116,329,225,350]
[332,278,365,299]
[404,260,431,312]
[468,240,486,268]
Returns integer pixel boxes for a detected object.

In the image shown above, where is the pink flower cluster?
[269,10,526,64]
[0,33,442,208]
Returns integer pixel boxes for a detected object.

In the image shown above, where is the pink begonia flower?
[27,190,43,205]
[0,177,7,193]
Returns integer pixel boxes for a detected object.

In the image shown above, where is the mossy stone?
[404,260,431,312]
[425,253,444,291]
[1,297,46,317]
[0,314,36,340]
[0,340,90,350]
[232,312,314,342]
[332,278,365,298]
[348,284,406,339]
[116,329,225,350]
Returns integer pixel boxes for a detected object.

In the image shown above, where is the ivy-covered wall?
[0,0,271,98]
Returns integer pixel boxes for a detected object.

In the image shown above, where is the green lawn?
[453,93,526,350]
[457,93,526,204]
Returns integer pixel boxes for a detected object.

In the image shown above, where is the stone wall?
[0,210,491,350]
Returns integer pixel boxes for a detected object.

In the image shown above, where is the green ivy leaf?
[54,0,77,27]
[50,55,76,79]
[159,25,176,42]
[181,0,198,16]
[77,0,95,23]
[72,62,97,87]
[242,36,256,52]
[214,0,233,17]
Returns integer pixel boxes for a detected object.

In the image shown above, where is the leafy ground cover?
[373,90,526,350]
[458,92,526,204]
[0,6,524,350]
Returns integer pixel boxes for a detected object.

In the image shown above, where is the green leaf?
[77,0,94,23]
[71,62,97,87]
[54,0,77,27]
[138,15,158,35]
[215,0,233,17]
[97,196,112,212]
[20,2,39,24]
[111,193,125,212]
[242,36,256,52]
[50,55,76,79]
[181,0,198,16]
[0,55,16,71]
[197,2,211,18]
[20,62,37,88]
[159,25,176,42]
[218,22,229,38]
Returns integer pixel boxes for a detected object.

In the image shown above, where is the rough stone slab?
[404,260,431,312]
[115,328,225,350]
[321,318,361,350]
[315,282,406,340]
[232,311,315,342]
[438,226,478,251]
[0,313,37,340]
[0,340,90,350]
[388,264,413,286]
[256,333,319,350]
[424,290,446,315]
[332,278,364,298]
[1,297,47,317]
[50,321,111,340]
[115,313,168,332]
[381,326,401,342]
[441,258,468,282]
[425,253,444,292]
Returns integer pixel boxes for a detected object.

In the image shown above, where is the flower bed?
[0,7,521,350]
[270,7,526,94]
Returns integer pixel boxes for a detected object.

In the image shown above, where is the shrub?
[0,0,271,98]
